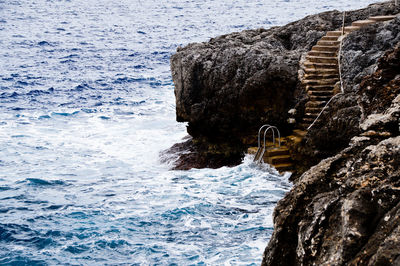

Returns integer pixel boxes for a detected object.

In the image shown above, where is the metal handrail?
[254,125,281,163]
[263,126,281,149]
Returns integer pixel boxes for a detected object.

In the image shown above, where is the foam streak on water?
[0,0,384,264]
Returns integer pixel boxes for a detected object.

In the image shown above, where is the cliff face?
[262,38,400,265]
[169,2,399,170]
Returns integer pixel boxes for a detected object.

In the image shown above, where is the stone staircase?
[247,14,398,173]
[300,14,398,129]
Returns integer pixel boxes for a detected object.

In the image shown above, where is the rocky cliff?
[168,1,399,170]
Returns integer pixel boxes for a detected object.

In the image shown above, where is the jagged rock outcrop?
[262,42,400,265]
[168,2,399,170]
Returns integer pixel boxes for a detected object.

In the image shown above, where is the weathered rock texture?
[169,1,399,170]
[262,36,400,266]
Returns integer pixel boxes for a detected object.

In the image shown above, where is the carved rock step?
[305,100,327,108]
[304,73,339,80]
[307,90,333,96]
[351,19,376,27]
[305,107,323,113]
[307,50,337,57]
[369,15,397,22]
[340,26,361,33]
[302,117,315,124]
[326,31,342,37]
[304,61,338,69]
[299,123,311,130]
[316,40,340,46]
[247,146,289,157]
[264,147,291,157]
[305,56,338,64]
[321,36,339,41]
[268,155,292,165]
[304,68,338,75]
[304,112,318,118]
[309,95,332,101]
[303,78,338,86]
[306,84,335,91]
[311,45,338,52]
[292,129,307,138]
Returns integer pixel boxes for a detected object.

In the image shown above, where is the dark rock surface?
[262,42,400,266]
[168,2,399,170]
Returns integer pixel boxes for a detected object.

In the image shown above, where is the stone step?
[248,146,288,156]
[307,50,337,57]
[306,55,338,64]
[304,112,318,118]
[321,36,339,41]
[351,19,376,27]
[316,40,340,47]
[311,45,338,52]
[305,106,323,113]
[306,84,335,91]
[299,123,311,130]
[304,73,339,80]
[303,78,338,86]
[308,90,334,97]
[369,15,397,22]
[268,155,292,165]
[309,95,332,101]
[340,26,361,33]
[292,129,307,138]
[326,31,342,37]
[274,163,294,173]
[305,100,327,108]
[303,117,315,124]
[304,68,338,75]
[264,147,291,157]
[303,61,338,69]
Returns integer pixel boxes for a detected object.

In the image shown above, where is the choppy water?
[0,0,383,264]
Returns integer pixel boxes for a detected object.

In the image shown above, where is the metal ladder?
[253,124,281,163]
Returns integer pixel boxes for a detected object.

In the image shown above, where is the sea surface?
[0,0,384,264]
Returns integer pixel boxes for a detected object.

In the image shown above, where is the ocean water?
[0,0,384,264]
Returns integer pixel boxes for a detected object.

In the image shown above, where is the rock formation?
[168,1,399,170]
[262,29,400,266]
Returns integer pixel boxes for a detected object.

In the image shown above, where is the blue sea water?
[0,0,384,264]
